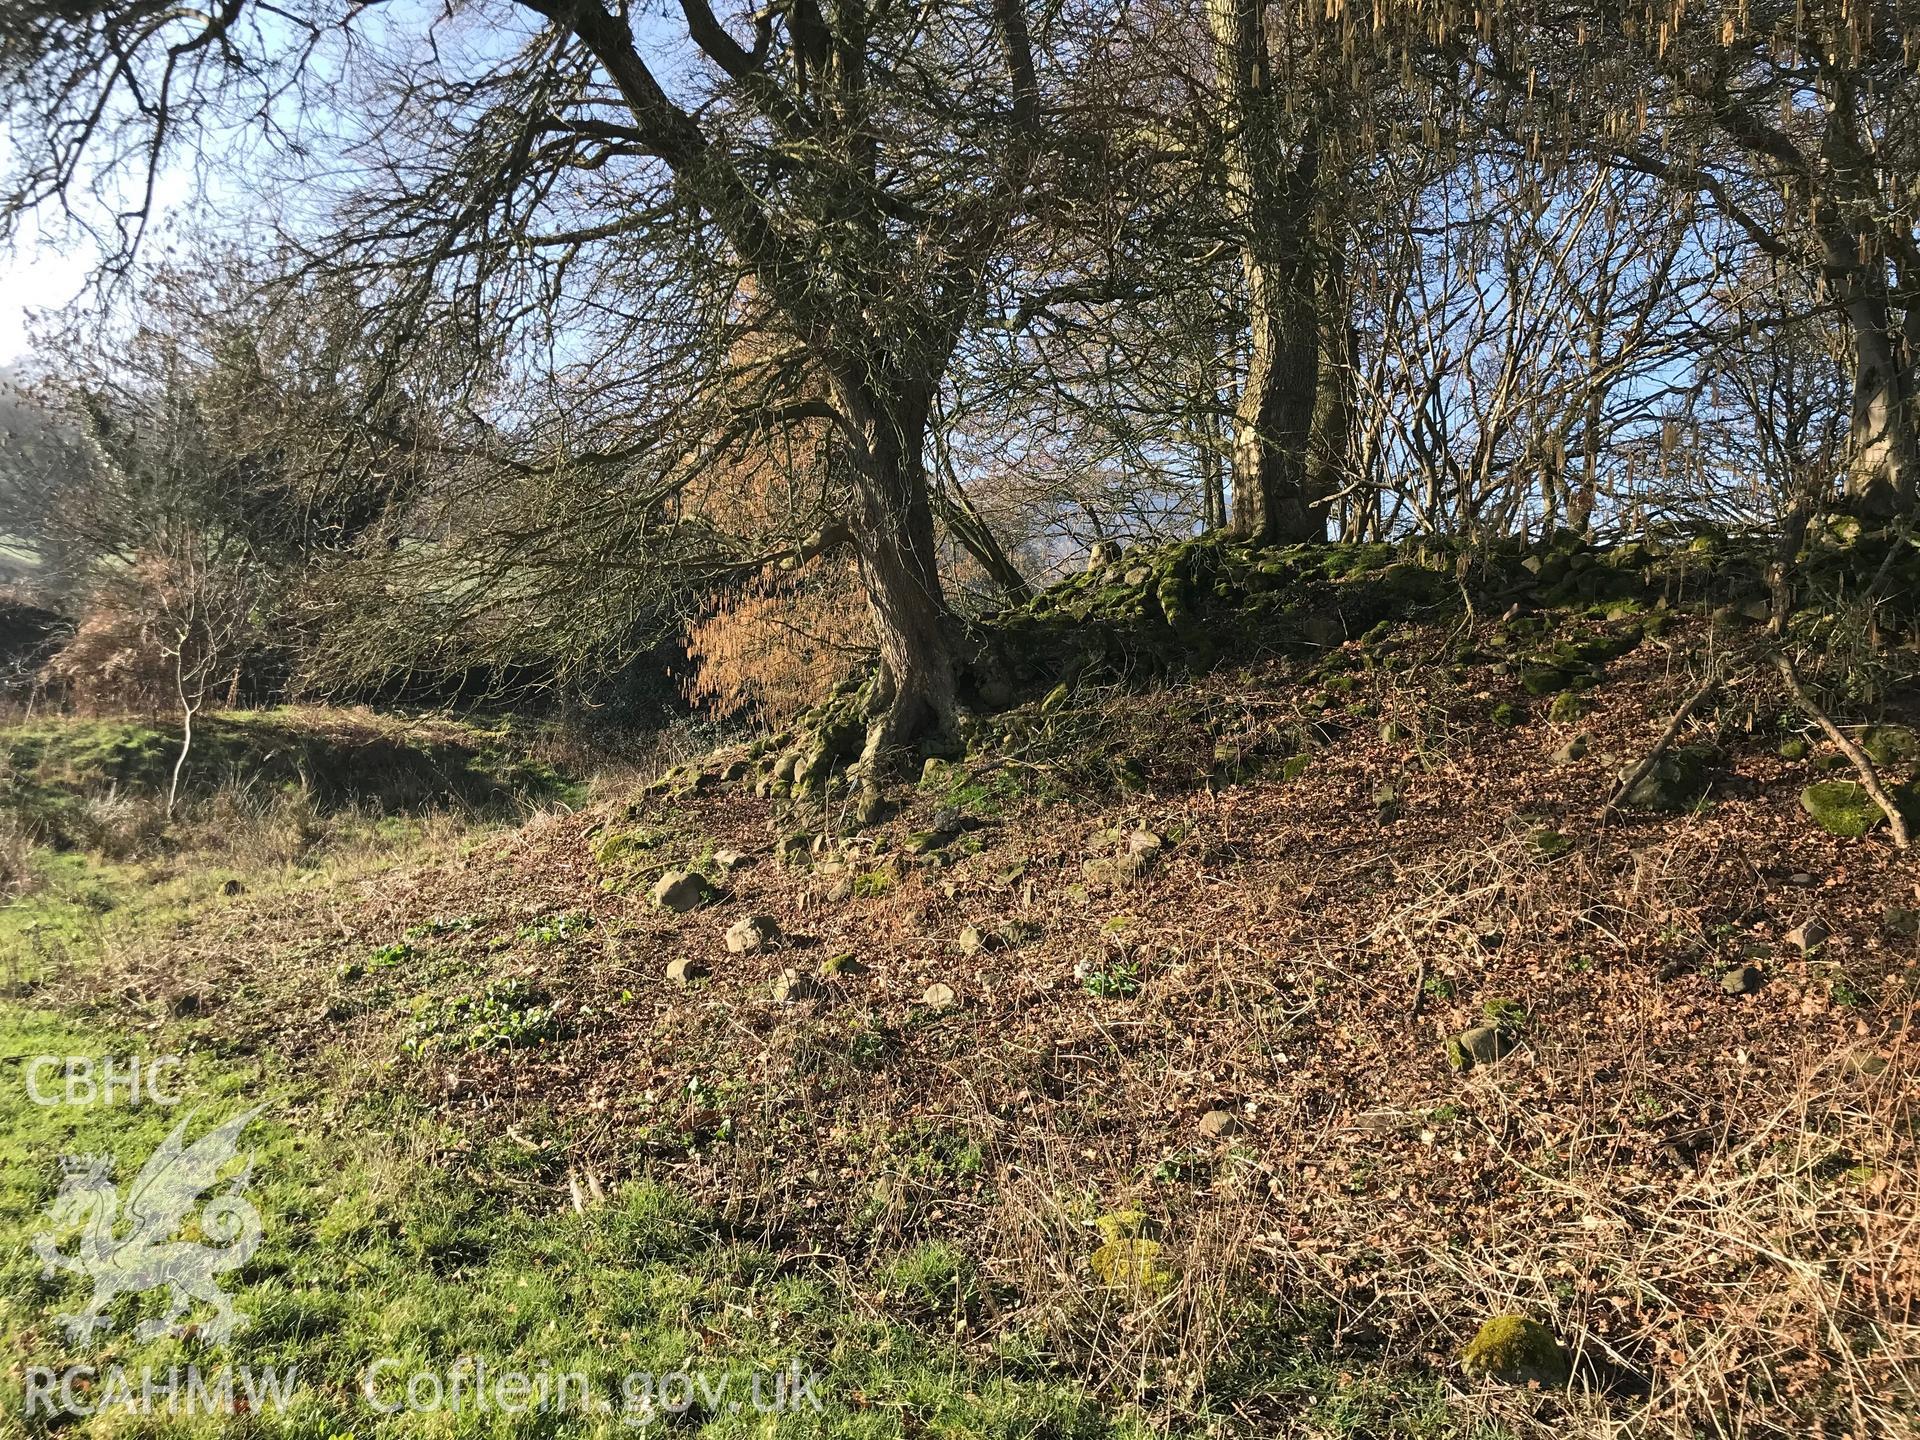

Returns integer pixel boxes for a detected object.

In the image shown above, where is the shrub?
[682,558,867,724]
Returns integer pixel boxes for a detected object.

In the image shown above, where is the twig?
[1774,654,1911,851]
[1602,669,1722,821]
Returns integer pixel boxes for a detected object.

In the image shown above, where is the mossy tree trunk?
[1208,0,1331,545]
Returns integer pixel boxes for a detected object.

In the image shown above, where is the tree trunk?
[844,388,959,768]
[1818,99,1920,518]
[1208,0,1325,545]
[1306,239,1353,532]
[1837,277,1920,516]
[1230,214,1323,543]
[1195,347,1227,532]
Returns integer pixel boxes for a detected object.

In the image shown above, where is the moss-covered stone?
[1800,780,1885,838]
[1617,744,1717,812]
[1089,1237,1175,1293]
[1861,725,1919,770]
[1446,1024,1516,1072]
[1520,666,1578,696]
[1459,1315,1570,1387]
[1527,828,1571,861]
[591,827,662,875]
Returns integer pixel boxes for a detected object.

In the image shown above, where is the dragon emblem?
[32,1106,265,1345]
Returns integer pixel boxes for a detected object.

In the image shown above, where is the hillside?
[4,531,1917,1438]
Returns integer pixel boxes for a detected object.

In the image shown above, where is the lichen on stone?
[1089,1216,1175,1294]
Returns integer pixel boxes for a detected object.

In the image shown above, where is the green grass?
[0,708,582,851]
[1,1002,1154,1439]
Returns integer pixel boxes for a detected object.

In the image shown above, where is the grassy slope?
[0,707,581,846]
[4,536,1919,1439]
[0,711,1150,1440]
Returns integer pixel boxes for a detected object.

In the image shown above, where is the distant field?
[0,532,42,581]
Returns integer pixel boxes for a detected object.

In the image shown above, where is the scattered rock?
[1844,1049,1890,1081]
[1884,906,1920,937]
[1720,964,1764,996]
[771,968,822,1003]
[1861,724,1919,769]
[711,849,748,872]
[921,981,957,1010]
[1778,736,1810,761]
[1783,917,1829,953]
[916,804,957,832]
[1127,828,1164,859]
[1084,851,1151,886]
[777,834,811,869]
[1299,615,1344,649]
[725,914,782,954]
[1197,1109,1238,1139]
[666,956,709,986]
[957,924,1003,956]
[1617,744,1716,811]
[818,952,868,979]
[1550,733,1590,765]
[1124,565,1152,586]
[1656,957,1694,983]
[1786,871,1819,887]
[650,870,715,912]
[856,786,888,826]
[219,878,246,897]
[1447,1025,1516,1072]
[1459,1315,1571,1388]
